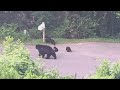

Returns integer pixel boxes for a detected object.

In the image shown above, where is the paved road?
[26,42,120,79]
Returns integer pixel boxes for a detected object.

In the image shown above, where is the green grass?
[1,38,120,45]
[55,38,120,44]
[24,38,120,45]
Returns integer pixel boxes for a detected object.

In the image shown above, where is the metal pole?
[43,28,45,42]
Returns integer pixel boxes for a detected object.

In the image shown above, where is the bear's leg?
[52,52,57,59]
[51,39,55,46]
[39,52,41,56]
[46,54,51,59]
[38,51,42,56]
[41,54,45,58]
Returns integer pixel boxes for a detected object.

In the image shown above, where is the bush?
[14,32,30,42]
[0,23,17,39]
[0,23,30,42]
[89,59,120,79]
[95,60,110,76]
[0,36,40,79]
[28,27,42,39]
[53,17,98,39]
[0,36,73,79]
[110,61,120,79]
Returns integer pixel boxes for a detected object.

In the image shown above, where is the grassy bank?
[23,38,120,45]
[1,38,120,45]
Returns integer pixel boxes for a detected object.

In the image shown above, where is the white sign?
[38,22,45,31]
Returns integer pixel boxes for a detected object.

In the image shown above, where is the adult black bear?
[36,44,56,59]
[66,46,72,52]
[45,35,56,46]
[53,47,58,52]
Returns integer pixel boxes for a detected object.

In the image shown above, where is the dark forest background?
[0,11,120,40]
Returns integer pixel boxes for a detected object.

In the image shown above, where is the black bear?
[53,47,58,52]
[45,35,56,46]
[36,44,56,59]
[66,46,72,52]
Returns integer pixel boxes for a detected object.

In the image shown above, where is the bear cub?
[66,46,72,52]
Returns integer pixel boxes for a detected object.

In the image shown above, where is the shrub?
[89,59,120,79]
[110,61,120,79]
[95,60,110,76]
[0,23,17,39]
[0,23,30,42]
[28,27,42,39]
[53,17,98,39]
[0,36,40,79]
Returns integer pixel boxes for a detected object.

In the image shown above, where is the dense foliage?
[89,60,120,79]
[0,11,120,39]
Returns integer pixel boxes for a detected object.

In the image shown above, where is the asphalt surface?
[26,42,120,79]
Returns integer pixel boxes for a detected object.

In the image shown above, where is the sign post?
[38,22,45,42]
[42,28,45,42]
